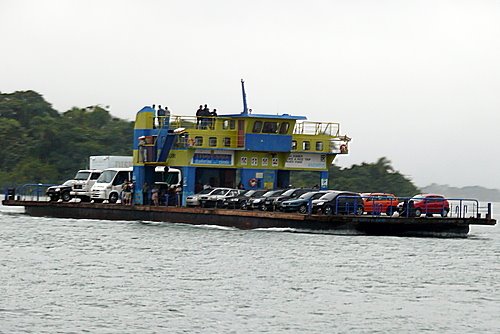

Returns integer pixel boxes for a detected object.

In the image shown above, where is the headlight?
[229,198,238,202]
[55,188,61,192]
[253,199,262,203]
[316,202,324,206]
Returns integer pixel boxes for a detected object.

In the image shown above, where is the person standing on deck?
[157,105,166,128]
[163,106,171,128]
[142,182,150,205]
[201,104,211,129]
[196,105,203,128]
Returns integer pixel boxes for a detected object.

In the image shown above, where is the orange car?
[361,193,399,215]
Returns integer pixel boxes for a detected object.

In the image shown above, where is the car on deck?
[311,191,364,215]
[280,190,331,214]
[398,194,450,217]
[46,181,73,202]
[199,188,244,208]
[185,188,229,207]
[222,189,268,209]
[246,189,287,210]
[271,188,314,211]
[361,192,399,215]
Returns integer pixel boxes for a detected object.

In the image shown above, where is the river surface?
[0,202,498,333]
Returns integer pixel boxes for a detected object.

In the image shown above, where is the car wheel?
[49,195,58,202]
[298,205,308,214]
[109,192,119,203]
[414,208,422,217]
[260,204,268,211]
[324,205,333,215]
[240,202,247,210]
[61,192,71,202]
[441,209,449,217]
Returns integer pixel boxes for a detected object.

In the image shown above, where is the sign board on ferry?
[285,153,327,169]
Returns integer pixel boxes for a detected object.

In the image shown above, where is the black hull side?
[5,200,488,238]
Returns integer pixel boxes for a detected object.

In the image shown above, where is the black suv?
[246,189,286,210]
[272,188,314,211]
[311,191,364,215]
[46,182,73,201]
[222,190,268,209]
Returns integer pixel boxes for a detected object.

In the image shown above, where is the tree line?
[0,91,133,188]
[291,157,419,197]
[0,90,419,197]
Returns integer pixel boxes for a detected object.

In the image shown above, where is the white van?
[90,167,181,203]
[91,167,132,203]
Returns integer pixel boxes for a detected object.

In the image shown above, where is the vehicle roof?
[361,192,396,196]
[412,193,445,198]
[101,167,133,171]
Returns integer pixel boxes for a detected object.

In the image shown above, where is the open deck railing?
[327,195,492,219]
[293,121,341,136]
[3,184,55,202]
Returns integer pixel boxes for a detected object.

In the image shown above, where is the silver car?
[186,188,232,207]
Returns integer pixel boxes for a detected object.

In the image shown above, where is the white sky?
[1,0,499,189]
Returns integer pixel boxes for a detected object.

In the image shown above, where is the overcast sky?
[1,0,499,189]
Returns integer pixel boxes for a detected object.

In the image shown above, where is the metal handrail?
[8,183,56,201]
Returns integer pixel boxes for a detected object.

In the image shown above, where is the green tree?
[291,157,419,197]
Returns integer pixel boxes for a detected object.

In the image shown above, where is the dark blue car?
[280,191,331,214]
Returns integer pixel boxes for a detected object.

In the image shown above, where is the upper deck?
[165,114,351,155]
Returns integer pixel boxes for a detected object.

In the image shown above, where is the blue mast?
[241,79,248,115]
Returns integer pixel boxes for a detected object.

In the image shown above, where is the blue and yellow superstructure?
[132,80,350,205]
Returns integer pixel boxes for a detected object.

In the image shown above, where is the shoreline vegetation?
[0,90,496,200]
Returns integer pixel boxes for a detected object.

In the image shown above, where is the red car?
[361,193,399,215]
[398,194,450,217]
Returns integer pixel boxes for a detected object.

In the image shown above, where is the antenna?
[241,79,248,115]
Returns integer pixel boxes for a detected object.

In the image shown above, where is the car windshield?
[74,171,90,180]
[95,170,117,183]
[299,192,319,200]
[319,192,338,201]
[210,189,228,195]
[410,194,427,201]
[281,189,296,197]
[263,190,284,197]
[246,190,266,197]
[197,188,213,195]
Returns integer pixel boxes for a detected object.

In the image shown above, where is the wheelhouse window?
[262,122,278,133]
[222,120,236,130]
[195,136,203,146]
[279,122,290,134]
[303,141,310,150]
[291,140,297,150]
[223,137,231,147]
[209,137,217,147]
[252,121,263,133]
[315,141,324,151]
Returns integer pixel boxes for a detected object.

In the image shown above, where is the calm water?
[0,203,498,333]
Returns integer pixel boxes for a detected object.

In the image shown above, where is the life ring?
[187,138,195,147]
[248,178,258,187]
[340,144,348,154]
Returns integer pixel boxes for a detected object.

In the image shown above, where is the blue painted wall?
[244,134,292,152]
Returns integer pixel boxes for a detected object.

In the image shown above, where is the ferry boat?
[132,80,351,206]
[2,80,496,238]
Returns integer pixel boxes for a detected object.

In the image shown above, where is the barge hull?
[4,200,495,238]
